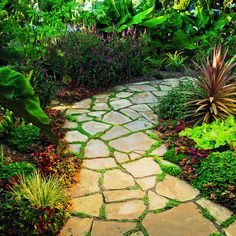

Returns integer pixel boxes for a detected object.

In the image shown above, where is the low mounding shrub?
[8,125,41,152]
[41,30,149,89]
[191,151,236,212]
[11,171,69,235]
[163,148,186,165]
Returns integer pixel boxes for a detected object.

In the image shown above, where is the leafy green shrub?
[42,30,149,89]
[191,151,236,212]
[160,163,181,176]
[0,161,37,189]
[8,125,41,152]
[155,82,194,120]
[11,171,69,235]
[163,148,186,164]
[165,51,187,71]
[179,116,236,150]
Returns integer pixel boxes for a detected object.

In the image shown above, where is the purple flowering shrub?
[42,29,150,89]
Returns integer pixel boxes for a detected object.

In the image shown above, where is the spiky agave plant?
[186,45,236,124]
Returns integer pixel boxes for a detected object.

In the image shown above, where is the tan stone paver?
[83,158,117,170]
[148,190,168,210]
[155,174,199,201]
[136,176,156,191]
[82,121,110,135]
[91,221,136,236]
[142,203,219,236]
[101,126,129,140]
[84,139,110,158]
[225,221,236,236]
[110,99,132,110]
[113,151,130,163]
[65,130,88,143]
[102,111,131,125]
[73,98,92,109]
[130,92,158,104]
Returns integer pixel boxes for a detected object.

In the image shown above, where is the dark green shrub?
[155,82,194,120]
[160,163,181,176]
[8,125,41,152]
[191,151,236,212]
[163,148,186,164]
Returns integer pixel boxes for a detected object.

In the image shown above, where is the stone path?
[56,78,235,236]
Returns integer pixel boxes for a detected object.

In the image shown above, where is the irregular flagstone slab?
[142,203,218,236]
[151,144,167,156]
[130,92,158,104]
[59,217,93,236]
[109,132,155,153]
[124,120,153,132]
[130,232,144,236]
[152,91,168,97]
[82,121,110,135]
[130,104,152,112]
[116,91,133,98]
[66,108,89,115]
[63,120,77,129]
[93,102,109,111]
[84,139,110,158]
[148,190,168,210]
[103,169,135,190]
[120,108,141,119]
[75,114,93,122]
[105,200,146,220]
[159,85,172,91]
[110,99,132,110]
[136,176,156,191]
[127,84,156,92]
[140,112,158,123]
[114,151,130,163]
[71,193,103,217]
[94,93,111,102]
[196,198,232,224]
[102,111,131,125]
[83,158,117,170]
[103,189,145,202]
[65,130,88,143]
[91,221,136,236]
[88,111,107,118]
[101,126,129,141]
[67,169,101,198]
[225,221,236,236]
[68,144,81,153]
[73,99,91,109]
[123,158,162,178]
[129,152,142,160]
[155,174,199,201]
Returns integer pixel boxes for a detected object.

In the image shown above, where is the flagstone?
[225,221,236,236]
[159,85,172,91]
[113,151,130,163]
[66,108,88,115]
[59,217,93,236]
[93,103,109,111]
[123,158,162,178]
[120,108,141,119]
[63,120,78,129]
[71,193,103,217]
[84,139,109,158]
[127,84,156,92]
[83,158,117,170]
[88,111,107,118]
[82,121,110,135]
[152,91,168,97]
[124,120,153,132]
[155,174,199,201]
[102,111,131,125]
[151,144,167,156]
[140,112,158,122]
[75,113,93,122]
[67,169,101,198]
[73,98,92,109]
[116,91,133,98]
[130,104,152,112]
[148,190,168,210]
[136,176,156,191]
[129,152,142,160]
[105,200,146,220]
[103,189,145,202]
[103,169,135,190]
[142,203,219,236]
[196,198,232,224]
[110,99,132,110]
[109,133,155,153]
[101,126,129,141]
[130,232,144,236]
[91,221,136,236]
[65,130,88,143]
[68,144,81,153]
[130,92,158,104]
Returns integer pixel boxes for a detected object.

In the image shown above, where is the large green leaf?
[0,67,58,144]
[142,15,168,28]
[117,7,154,32]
